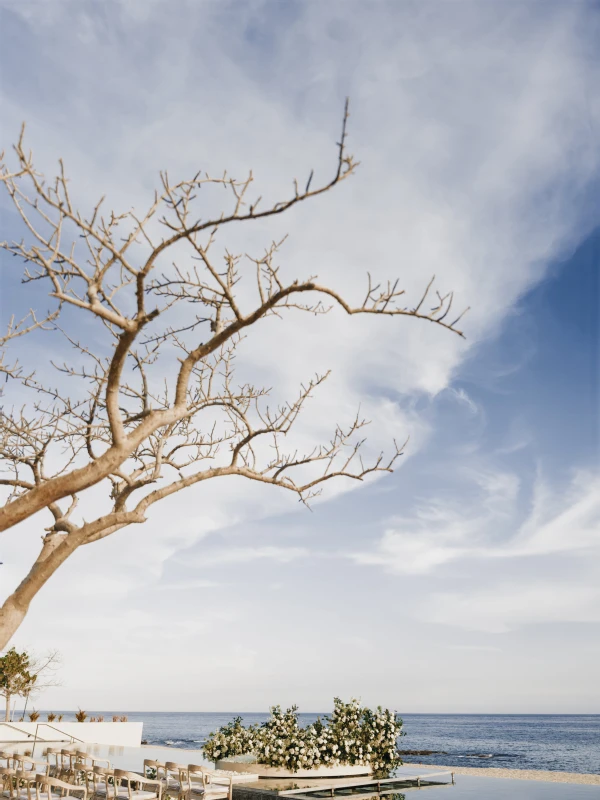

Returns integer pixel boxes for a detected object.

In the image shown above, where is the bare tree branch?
[0,102,468,646]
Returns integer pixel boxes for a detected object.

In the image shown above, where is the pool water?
[294,767,600,799]
[8,744,599,798]
[391,774,600,798]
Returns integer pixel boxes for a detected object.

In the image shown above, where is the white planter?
[216,758,372,779]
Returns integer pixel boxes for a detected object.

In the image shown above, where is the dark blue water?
[397,714,600,775]
[55,712,598,776]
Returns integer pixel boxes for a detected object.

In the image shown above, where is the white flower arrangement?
[202,698,404,777]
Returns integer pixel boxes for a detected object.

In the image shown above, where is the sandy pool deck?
[411,763,600,786]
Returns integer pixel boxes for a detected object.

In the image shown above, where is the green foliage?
[202,698,404,777]
[202,716,258,761]
[0,648,37,720]
[254,705,321,772]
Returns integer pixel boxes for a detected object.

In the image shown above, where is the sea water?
[47,712,599,775]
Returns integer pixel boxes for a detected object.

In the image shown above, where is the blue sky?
[0,0,599,713]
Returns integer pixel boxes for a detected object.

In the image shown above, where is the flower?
[202,699,403,777]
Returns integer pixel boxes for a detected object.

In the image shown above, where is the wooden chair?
[69,754,110,786]
[163,764,186,796]
[69,764,94,796]
[111,770,162,800]
[0,756,28,772]
[0,767,21,799]
[0,766,12,798]
[140,765,165,787]
[178,766,204,800]
[34,774,87,800]
[0,770,37,800]
[59,754,76,774]
[11,758,47,776]
[73,755,110,771]
[197,770,233,800]
[42,753,62,778]
[91,767,113,798]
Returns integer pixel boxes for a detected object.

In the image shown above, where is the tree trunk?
[5,693,10,722]
[22,691,30,721]
[0,531,83,649]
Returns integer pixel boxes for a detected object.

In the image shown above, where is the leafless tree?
[0,103,468,647]
[19,649,62,720]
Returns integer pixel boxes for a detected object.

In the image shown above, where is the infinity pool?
[384,773,600,798]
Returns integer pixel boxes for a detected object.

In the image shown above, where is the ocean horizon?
[19,711,600,776]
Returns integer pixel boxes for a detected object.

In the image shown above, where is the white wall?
[0,722,142,747]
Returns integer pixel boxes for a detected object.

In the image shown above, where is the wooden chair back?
[198,769,233,800]
[180,765,207,797]
[142,761,166,782]
[164,762,187,789]
[0,767,16,798]
[113,769,162,800]
[35,773,88,800]
[59,752,75,771]
[43,751,61,772]
[91,765,113,797]
[1,770,36,800]
[11,755,44,774]
[73,752,111,769]
[0,754,17,771]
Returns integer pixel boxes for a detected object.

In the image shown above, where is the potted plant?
[203,699,404,779]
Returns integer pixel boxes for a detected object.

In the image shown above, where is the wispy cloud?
[180,546,310,568]
[422,582,600,634]
[351,468,599,575]
[448,388,480,416]
[350,467,600,632]
[156,579,223,590]
[349,466,521,574]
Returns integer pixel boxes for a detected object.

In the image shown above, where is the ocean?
[64,712,599,776]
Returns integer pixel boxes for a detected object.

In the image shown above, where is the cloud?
[351,468,599,574]
[504,470,600,558]
[449,388,480,416]
[156,579,223,590]
[180,545,310,568]
[349,466,521,574]
[351,467,600,632]
[423,583,600,634]
[1,0,599,709]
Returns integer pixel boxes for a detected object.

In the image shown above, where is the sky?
[0,0,599,715]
